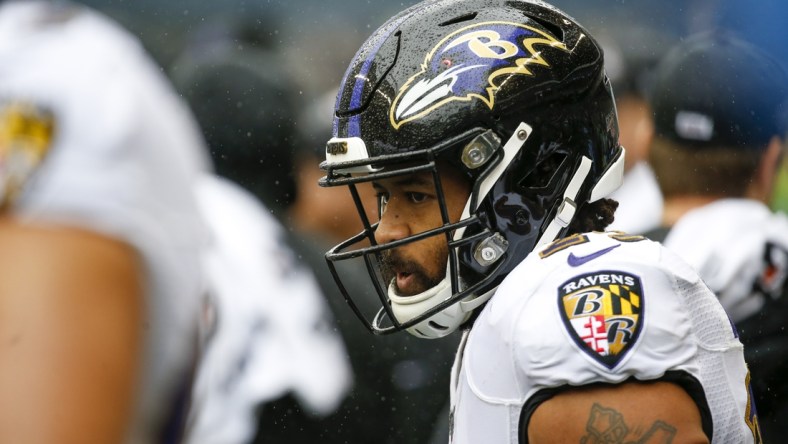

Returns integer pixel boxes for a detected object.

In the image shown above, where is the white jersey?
[0,2,210,442]
[662,199,788,323]
[186,176,351,443]
[450,231,759,443]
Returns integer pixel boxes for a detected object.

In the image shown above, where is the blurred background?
[64,1,788,442]
[63,0,788,442]
[75,0,788,213]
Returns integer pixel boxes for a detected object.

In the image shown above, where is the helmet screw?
[468,146,483,163]
[517,129,527,140]
[481,247,497,261]
[461,130,500,169]
[473,233,508,267]
[515,210,528,226]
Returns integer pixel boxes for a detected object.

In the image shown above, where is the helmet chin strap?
[388,123,534,339]
[388,122,533,338]
[386,131,624,339]
[388,270,496,339]
[535,155,592,247]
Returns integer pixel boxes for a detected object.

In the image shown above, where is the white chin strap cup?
[388,278,467,339]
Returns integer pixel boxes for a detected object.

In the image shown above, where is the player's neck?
[661,195,723,227]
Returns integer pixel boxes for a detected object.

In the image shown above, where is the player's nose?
[374,203,410,245]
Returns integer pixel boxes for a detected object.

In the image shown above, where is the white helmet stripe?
[475,122,533,211]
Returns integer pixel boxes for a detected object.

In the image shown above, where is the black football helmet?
[320,0,625,338]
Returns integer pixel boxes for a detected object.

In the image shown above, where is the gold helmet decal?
[389,21,568,129]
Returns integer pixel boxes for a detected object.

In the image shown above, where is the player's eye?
[406,192,428,204]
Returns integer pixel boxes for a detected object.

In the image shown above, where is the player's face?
[372,164,471,296]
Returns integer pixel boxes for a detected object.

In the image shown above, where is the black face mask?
[320,0,622,336]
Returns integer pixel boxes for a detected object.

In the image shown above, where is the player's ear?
[751,135,784,203]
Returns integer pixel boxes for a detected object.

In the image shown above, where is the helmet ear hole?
[519,152,568,190]
[528,15,564,41]
[439,12,478,27]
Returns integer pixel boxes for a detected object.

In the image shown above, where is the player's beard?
[380,247,446,296]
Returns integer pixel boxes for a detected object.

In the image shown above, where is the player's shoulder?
[0,1,145,65]
[479,231,694,349]
[768,208,788,240]
[536,230,661,268]
[0,0,205,166]
[0,1,150,99]
[196,175,302,283]
[664,199,788,321]
[0,0,208,224]
[490,231,697,314]
[464,231,732,398]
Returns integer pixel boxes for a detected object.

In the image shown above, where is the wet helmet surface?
[321,0,623,337]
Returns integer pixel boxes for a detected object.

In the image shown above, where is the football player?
[0,1,209,442]
[646,32,788,440]
[318,0,762,442]
[172,35,457,443]
[184,175,352,443]
[169,30,353,442]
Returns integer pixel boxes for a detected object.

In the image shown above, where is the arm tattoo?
[580,403,677,444]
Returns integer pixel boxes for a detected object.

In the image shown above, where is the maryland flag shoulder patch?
[558,270,644,369]
[0,101,55,210]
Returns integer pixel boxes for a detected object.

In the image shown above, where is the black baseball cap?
[650,31,788,149]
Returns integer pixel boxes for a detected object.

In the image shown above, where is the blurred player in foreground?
[184,174,351,444]
[288,87,459,444]
[172,33,352,442]
[0,1,209,442]
[318,0,762,441]
[172,30,452,442]
[647,32,788,440]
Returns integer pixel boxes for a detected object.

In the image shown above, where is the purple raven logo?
[389,21,568,129]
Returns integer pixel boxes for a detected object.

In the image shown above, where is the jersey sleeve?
[516,234,706,387]
[461,231,756,442]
